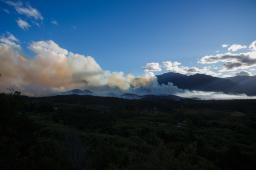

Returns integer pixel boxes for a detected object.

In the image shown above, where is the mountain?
[142,94,182,101]
[61,89,93,95]
[157,72,256,96]
[227,76,256,95]
[121,93,142,99]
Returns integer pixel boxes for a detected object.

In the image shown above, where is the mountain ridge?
[157,72,256,95]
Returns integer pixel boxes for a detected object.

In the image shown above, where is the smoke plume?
[0,34,178,96]
[1,34,256,100]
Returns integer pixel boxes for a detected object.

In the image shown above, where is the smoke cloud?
[1,33,256,100]
[0,34,179,96]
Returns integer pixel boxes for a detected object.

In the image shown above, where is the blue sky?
[1,0,256,76]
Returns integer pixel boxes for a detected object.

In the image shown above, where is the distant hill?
[142,94,182,101]
[121,93,142,99]
[157,72,256,95]
[61,89,93,95]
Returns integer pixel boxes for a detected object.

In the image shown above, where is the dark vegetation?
[1,92,256,170]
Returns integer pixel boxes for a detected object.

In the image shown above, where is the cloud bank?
[200,52,256,72]
[143,40,256,77]
[143,61,216,76]
[0,33,162,96]
[175,91,256,100]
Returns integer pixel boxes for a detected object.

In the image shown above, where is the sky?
[0,0,256,96]
[1,0,256,75]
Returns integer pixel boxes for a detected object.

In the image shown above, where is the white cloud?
[198,40,256,76]
[144,40,256,78]
[16,6,43,20]
[175,91,256,100]
[16,18,30,30]
[6,1,43,20]
[200,51,256,71]
[227,44,247,52]
[222,44,229,48]
[51,20,58,25]
[144,40,256,77]
[249,40,256,50]
[0,33,20,48]
[144,62,162,73]
[162,61,216,76]
[29,40,68,57]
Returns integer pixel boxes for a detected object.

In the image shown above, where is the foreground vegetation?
[1,93,256,170]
